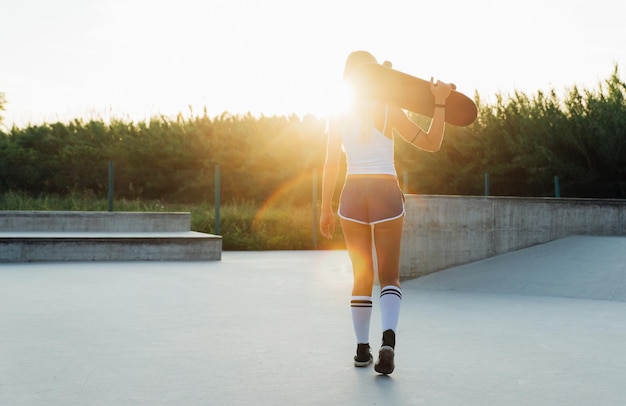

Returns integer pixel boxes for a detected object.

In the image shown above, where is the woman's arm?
[384,78,453,152]
[319,116,343,239]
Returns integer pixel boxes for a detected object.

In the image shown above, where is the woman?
[319,50,452,374]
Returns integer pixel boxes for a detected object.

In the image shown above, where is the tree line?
[1,67,625,204]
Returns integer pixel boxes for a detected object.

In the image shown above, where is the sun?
[297,78,353,119]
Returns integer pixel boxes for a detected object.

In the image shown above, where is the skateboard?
[350,63,478,127]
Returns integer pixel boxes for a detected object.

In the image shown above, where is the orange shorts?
[338,175,405,225]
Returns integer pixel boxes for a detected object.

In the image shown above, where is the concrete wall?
[400,195,626,279]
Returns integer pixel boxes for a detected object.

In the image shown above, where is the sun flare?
[323,81,353,117]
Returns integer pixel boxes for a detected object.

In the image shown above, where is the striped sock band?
[380,286,402,333]
[351,296,372,344]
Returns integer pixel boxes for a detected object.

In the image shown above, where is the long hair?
[343,51,378,143]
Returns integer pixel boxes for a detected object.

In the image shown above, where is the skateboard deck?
[350,64,478,127]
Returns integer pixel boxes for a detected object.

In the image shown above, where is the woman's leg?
[340,218,375,296]
[372,216,404,374]
[340,218,375,365]
[373,216,403,289]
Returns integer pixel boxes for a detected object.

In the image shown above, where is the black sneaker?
[375,330,395,374]
[354,343,373,367]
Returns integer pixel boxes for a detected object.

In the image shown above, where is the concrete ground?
[1,235,625,406]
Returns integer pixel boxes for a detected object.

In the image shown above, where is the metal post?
[312,168,318,249]
[554,176,561,198]
[108,161,114,212]
[484,173,490,196]
[215,164,221,235]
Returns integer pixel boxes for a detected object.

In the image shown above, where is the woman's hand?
[319,208,336,239]
[429,78,453,104]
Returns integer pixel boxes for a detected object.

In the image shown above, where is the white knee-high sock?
[351,296,372,344]
[380,286,402,333]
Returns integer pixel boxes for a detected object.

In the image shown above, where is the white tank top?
[341,105,396,176]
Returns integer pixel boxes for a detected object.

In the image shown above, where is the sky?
[1,0,624,128]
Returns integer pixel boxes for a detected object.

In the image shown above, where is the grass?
[0,191,345,250]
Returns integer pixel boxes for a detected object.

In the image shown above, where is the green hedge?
[1,66,625,199]
[0,192,344,250]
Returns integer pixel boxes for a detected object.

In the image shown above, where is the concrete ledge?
[400,195,626,279]
[0,212,222,262]
[0,211,192,232]
[0,232,221,262]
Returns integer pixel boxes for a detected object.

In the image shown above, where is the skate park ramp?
[404,235,626,302]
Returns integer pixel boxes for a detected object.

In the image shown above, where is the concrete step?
[0,211,222,262]
[0,231,221,262]
[0,211,192,232]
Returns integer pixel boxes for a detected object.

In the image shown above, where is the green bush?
[0,192,345,250]
[1,66,625,200]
